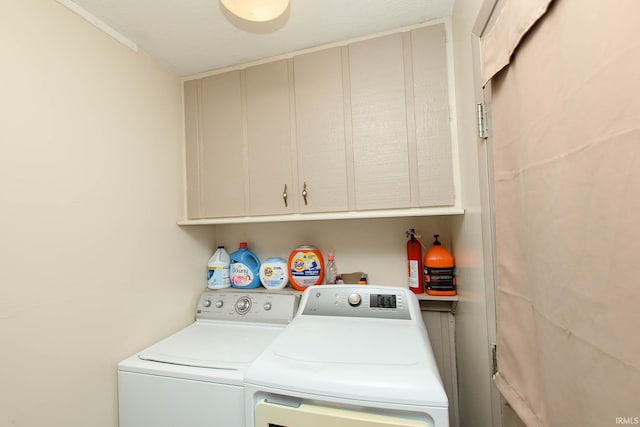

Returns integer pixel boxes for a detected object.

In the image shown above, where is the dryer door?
[255,400,433,427]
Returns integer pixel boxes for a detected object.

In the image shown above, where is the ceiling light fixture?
[220,0,289,22]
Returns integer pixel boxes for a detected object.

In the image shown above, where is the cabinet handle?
[282,184,288,207]
[302,182,308,206]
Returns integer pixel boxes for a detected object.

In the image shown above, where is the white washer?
[244,285,449,427]
[118,290,299,427]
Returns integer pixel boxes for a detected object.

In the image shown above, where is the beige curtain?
[485,0,640,426]
[481,0,551,85]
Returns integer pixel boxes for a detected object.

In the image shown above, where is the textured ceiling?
[62,0,455,76]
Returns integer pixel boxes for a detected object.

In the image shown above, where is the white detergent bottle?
[207,245,230,289]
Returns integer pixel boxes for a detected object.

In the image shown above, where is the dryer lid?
[138,321,285,369]
[270,317,422,365]
[245,316,448,407]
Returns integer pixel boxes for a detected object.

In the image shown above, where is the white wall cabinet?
[183,23,458,223]
[411,25,456,207]
[184,71,245,219]
[244,60,295,216]
[348,26,455,211]
[294,47,350,214]
[349,33,411,210]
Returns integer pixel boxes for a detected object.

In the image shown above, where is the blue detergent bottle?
[229,242,261,289]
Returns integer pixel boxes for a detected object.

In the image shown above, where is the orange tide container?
[423,235,457,296]
[288,245,325,291]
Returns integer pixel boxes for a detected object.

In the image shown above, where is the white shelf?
[416,293,458,313]
[178,207,464,225]
[416,294,459,302]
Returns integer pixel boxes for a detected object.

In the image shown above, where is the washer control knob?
[263,302,272,311]
[215,300,224,308]
[348,293,362,307]
[235,297,251,314]
[203,299,212,308]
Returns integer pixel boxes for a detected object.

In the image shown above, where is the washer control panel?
[301,285,412,320]
[196,290,299,324]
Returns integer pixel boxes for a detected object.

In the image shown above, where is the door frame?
[471,0,506,425]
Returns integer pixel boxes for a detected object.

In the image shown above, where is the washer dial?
[235,296,252,315]
[348,293,362,307]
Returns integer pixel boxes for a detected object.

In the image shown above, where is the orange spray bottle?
[424,235,456,296]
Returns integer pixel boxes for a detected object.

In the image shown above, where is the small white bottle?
[325,251,338,284]
[207,245,230,289]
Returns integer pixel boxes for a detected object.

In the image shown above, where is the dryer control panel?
[196,290,299,324]
[300,285,412,320]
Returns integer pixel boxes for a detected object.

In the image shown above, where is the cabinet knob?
[282,184,288,207]
[302,182,308,206]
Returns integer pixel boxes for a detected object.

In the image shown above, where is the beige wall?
[0,1,215,426]
[215,217,453,286]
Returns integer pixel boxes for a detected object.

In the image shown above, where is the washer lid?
[138,321,285,369]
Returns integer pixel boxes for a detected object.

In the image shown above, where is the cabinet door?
[411,24,455,206]
[349,33,411,210]
[184,80,201,217]
[245,60,294,216]
[184,72,245,218]
[294,47,349,213]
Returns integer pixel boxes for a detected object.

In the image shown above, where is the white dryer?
[118,290,298,427]
[244,285,449,427]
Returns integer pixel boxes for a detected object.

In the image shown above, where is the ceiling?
[63,0,455,77]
